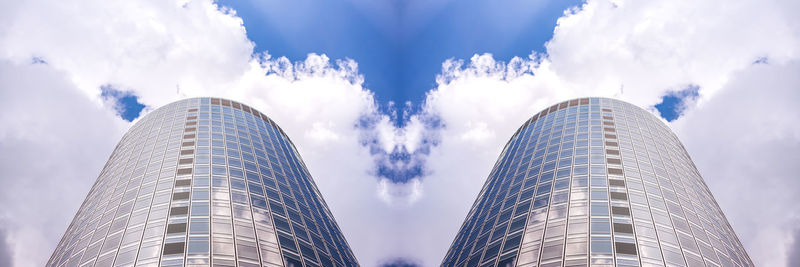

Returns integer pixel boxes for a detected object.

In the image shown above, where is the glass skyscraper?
[442,98,752,267]
[48,98,358,267]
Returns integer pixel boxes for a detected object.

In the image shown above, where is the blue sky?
[213,0,591,184]
[3,0,799,266]
[217,0,582,106]
[103,0,697,123]
[654,85,699,122]
[103,0,708,186]
[100,85,145,122]
[108,0,693,123]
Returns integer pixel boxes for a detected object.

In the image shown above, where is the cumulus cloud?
[0,60,129,267]
[0,0,253,105]
[789,226,800,267]
[0,222,13,267]
[546,0,800,102]
[672,61,800,267]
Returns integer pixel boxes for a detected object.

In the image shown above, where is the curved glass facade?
[48,98,358,267]
[442,98,752,267]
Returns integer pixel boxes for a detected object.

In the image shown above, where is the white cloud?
[547,0,800,102]
[672,61,800,267]
[0,60,129,267]
[0,0,253,106]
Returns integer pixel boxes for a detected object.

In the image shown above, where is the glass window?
[611,206,630,216]
[166,223,187,234]
[189,218,209,234]
[572,176,588,187]
[163,242,185,255]
[554,178,570,190]
[565,238,588,256]
[590,189,608,201]
[609,192,627,201]
[192,189,210,201]
[590,203,608,217]
[502,233,522,253]
[590,237,612,256]
[191,203,209,216]
[590,220,611,235]
[187,236,210,255]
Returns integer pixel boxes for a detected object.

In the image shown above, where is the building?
[48,98,358,267]
[441,98,752,267]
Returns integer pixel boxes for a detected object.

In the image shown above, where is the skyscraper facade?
[442,98,752,267]
[48,98,358,267]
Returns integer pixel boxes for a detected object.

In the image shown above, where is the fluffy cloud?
[0,0,253,105]
[672,61,800,267]
[546,0,800,102]
[0,60,129,267]
[789,227,800,267]
[0,225,10,267]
